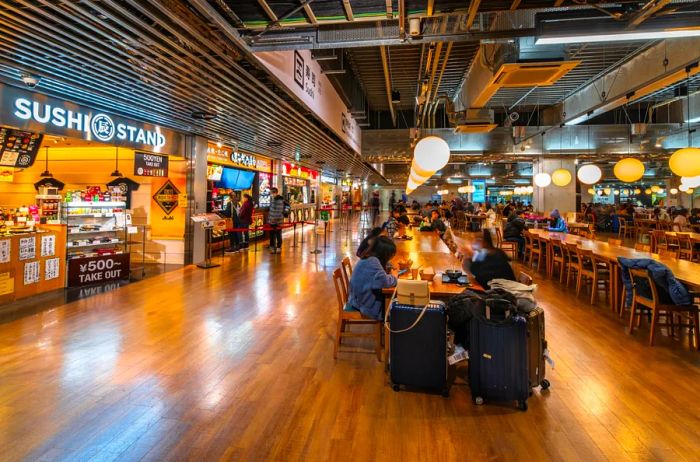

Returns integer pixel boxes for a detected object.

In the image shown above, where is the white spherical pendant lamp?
[406,177,420,191]
[681,175,700,188]
[413,136,451,173]
[551,168,572,187]
[577,164,602,185]
[534,172,552,187]
[670,188,678,195]
[669,148,700,178]
[614,158,645,182]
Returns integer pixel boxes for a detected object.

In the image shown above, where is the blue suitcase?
[468,300,530,410]
[389,301,449,396]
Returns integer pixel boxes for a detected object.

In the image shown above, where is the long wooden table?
[528,229,700,315]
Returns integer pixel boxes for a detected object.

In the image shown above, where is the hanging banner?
[0,127,43,168]
[254,50,361,154]
[282,162,318,180]
[134,152,168,177]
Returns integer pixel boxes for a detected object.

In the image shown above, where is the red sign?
[282,162,318,180]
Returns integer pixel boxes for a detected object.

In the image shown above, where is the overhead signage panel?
[206,143,272,173]
[0,83,185,156]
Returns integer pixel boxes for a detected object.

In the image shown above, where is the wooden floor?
[2,221,700,461]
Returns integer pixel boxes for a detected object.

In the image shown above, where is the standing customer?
[268,187,285,253]
[238,193,254,249]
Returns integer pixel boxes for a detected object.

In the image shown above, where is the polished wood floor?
[2,221,700,461]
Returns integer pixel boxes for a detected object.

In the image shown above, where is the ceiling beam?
[257,0,277,22]
[427,0,435,16]
[466,0,482,29]
[302,2,318,24]
[343,0,354,21]
[379,45,397,127]
[627,0,672,28]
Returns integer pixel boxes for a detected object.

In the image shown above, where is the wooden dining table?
[528,229,700,315]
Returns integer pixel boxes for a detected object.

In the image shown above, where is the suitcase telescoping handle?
[483,299,515,324]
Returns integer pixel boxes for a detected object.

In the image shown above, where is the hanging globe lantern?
[613,158,645,182]
[681,176,700,188]
[644,188,652,194]
[650,185,661,193]
[409,168,430,185]
[587,188,595,194]
[686,188,695,195]
[526,186,534,194]
[613,189,620,195]
[407,177,420,191]
[577,164,602,184]
[679,184,689,192]
[603,187,612,195]
[413,136,451,174]
[534,172,552,187]
[669,147,700,178]
[551,168,572,187]
[633,188,641,194]
[670,188,678,195]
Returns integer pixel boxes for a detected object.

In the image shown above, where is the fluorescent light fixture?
[687,116,700,124]
[565,115,588,126]
[536,29,700,45]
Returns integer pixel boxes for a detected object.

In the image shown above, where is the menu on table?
[0,127,43,168]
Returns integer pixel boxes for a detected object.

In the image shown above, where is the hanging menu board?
[134,151,168,177]
[0,127,43,168]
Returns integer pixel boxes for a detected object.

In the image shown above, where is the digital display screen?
[216,167,256,190]
[207,164,223,181]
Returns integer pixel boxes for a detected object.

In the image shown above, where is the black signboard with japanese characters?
[153,179,180,215]
[0,126,43,168]
[134,151,168,177]
[67,253,130,287]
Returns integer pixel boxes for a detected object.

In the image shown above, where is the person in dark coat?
[461,229,516,288]
[503,210,526,258]
[238,193,254,248]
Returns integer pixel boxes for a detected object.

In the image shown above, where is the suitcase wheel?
[473,396,484,405]
[392,383,400,392]
[541,379,551,390]
[517,400,528,411]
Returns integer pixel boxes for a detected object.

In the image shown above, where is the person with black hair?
[356,227,386,258]
[347,236,398,320]
[461,229,516,288]
[504,210,526,258]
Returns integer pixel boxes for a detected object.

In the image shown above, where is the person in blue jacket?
[548,209,569,233]
[347,236,398,320]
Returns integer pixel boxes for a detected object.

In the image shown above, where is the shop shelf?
[67,240,124,249]
[64,201,126,207]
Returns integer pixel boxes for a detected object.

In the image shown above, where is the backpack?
[283,201,291,218]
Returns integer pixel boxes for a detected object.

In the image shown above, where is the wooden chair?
[575,247,610,305]
[676,233,698,261]
[523,231,534,268]
[658,248,678,260]
[549,238,566,280]
[529,235,546,272]
[618,219,634,239]
[627,268,700,349]
[341,256,353,295]
[518,271,533,286]
[651,230,670,253]
[332,268,382,361]
[564,242,581,288]
[494,227,517,261]
[608,238,622,246]
[634,243,651,252]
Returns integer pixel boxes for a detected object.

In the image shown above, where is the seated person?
[690,208,700,226]
[356,227,385,258]
[673,208,691,231]
[383,208,404,238]
[430,210,447,237]
[397,209,411,227]
[461,229,516,288]
[347,236,398,320]
[548,209,568,233]
[504,210,526,258]
[421,203,433,219]
[411,200,421,211]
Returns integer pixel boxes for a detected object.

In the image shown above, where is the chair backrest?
[333,268,347,312]
[494,227,505,245]
[676,233,692,250]
[575,247,594,269]
[658,248,678,259]
[550,238,564,256]
[523,231,533,247]
[629,267,657,309]
[518,271,533,285]
[634,242,651,252]
[341,256,353,289]
[608,238,622,246]
[652,230,667,244]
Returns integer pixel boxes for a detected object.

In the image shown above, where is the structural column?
[532,158,577,215]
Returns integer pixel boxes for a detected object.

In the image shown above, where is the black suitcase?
[389,301,449,396]
[468,300,530,410]
[526,307,550,391]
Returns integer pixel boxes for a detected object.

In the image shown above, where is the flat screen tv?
[216,167,256,190]
[235,170,256,190]
[207,164,223,181]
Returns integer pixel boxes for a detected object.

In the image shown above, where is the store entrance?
[0,133,188,305]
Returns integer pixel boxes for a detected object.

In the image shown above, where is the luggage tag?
[448,345,468,365]
[543,348,555,369]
